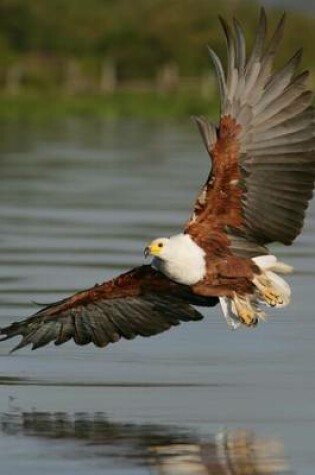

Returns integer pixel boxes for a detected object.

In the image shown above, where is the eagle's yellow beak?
[144,241,163,258]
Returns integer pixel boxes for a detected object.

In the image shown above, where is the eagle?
[1,9,315,352]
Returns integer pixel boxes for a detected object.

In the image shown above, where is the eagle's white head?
[144,233,206,286]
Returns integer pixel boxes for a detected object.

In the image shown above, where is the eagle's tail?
[219,255,292,329]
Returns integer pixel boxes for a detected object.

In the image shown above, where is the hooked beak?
[144,243,162,258]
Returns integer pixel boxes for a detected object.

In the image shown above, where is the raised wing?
[0,266,217,352]
[185,9,315,251]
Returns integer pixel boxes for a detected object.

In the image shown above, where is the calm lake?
[0,119,314,474]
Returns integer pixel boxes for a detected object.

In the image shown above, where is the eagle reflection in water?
[1,411,293,474]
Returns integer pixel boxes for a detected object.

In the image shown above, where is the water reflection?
[1,410,292,474]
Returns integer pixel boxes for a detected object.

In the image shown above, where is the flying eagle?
[1,9,315,352]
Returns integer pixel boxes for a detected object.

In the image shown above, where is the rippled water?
[0,119,314,474]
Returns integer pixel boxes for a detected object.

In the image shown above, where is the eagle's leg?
[232,293,258,327]
[253,276,285,307]
[251,256,292,309]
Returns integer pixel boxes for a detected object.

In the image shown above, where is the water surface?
[0,119,314,474]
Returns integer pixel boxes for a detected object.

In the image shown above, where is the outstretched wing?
[0,266,218,352]
[185,9,315,253]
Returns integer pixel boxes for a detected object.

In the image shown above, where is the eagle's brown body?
[192,255,257,298]
[1,9,315,351]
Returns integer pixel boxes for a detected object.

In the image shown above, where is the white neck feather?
[152,233,206,285]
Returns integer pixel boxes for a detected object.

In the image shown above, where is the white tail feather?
[252,255,293,274]
[270,262,294,274]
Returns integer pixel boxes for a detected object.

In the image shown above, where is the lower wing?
[0,266,218,352]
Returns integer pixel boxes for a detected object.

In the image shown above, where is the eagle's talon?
[233,295,257,327]
[261,288,284,307]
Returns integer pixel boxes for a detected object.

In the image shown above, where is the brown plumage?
[0,266,217,351]
[1,8,315,351]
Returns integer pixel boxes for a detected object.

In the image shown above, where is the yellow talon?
[253,275,287,307]
[260,288,284,307]
[233,294,257,327]
[239,309,256,327]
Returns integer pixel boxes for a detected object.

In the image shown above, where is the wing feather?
[207,47,228,112]
[193,116,217,153]
[219,15,235,99]
[0,266,218,351]
[185,9,315,253]
[233,19,246,74]
[245,8,267,80]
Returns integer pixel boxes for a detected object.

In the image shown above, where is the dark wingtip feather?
[233,17,246,73]
[260,11,285,67]
[257,6,267,38]
[10,338,28,353]
[294,48,304,65]
[246,6,267,74]
[273,12,286,47]
[192,115,217,154]
[218,15,230,39]
[207,46,227,110]
[287,48,304,71]
[278,11,287,30]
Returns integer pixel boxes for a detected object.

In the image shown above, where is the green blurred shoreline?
[0,91,219,122]
[1,0,314,123]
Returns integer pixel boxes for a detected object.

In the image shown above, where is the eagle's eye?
[158,242,164,248]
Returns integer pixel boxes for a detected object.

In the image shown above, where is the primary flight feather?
[1,9,315,351]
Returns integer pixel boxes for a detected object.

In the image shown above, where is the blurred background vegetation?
[0,0,314,120]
